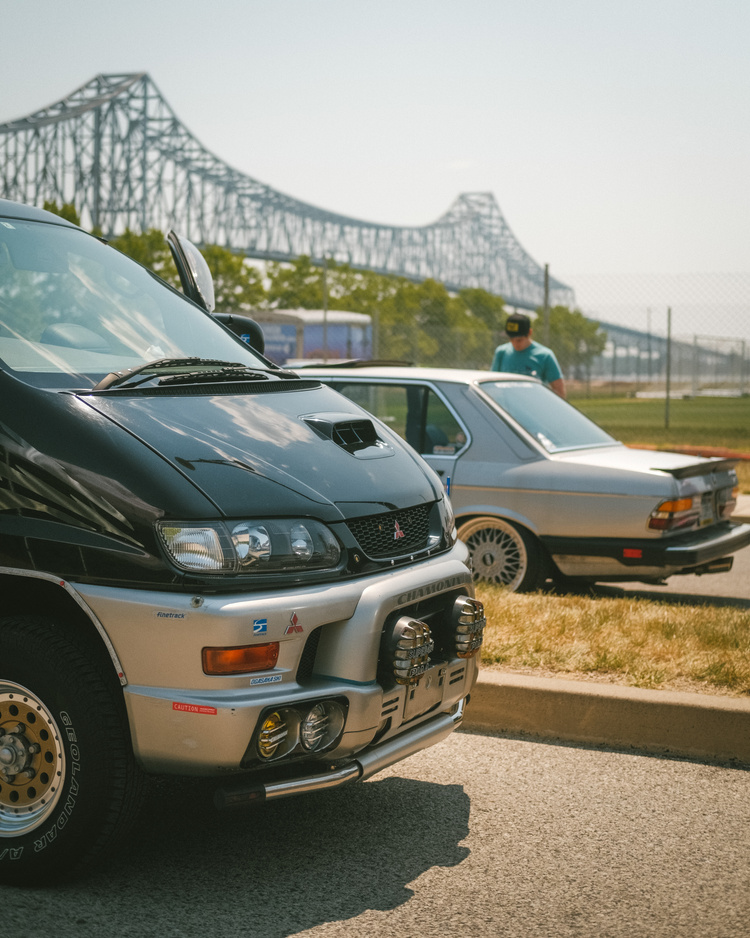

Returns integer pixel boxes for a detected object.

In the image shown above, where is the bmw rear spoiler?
[652,457,739,480]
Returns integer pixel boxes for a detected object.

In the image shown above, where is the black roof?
[0,198,80,227]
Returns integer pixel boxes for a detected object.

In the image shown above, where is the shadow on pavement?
[7,774,471,938]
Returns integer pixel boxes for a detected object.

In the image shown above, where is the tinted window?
[332,382,466,455]
[478,380,616,451]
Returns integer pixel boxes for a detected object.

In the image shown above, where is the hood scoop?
[304,412,394,459]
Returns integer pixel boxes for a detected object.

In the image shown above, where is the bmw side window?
[333,383,410,440]
[423,390,465,455]
[333,382,464,456]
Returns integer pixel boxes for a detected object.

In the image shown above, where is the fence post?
[665,307,672,429]
[611,340,617,396]
[692,334,698,397]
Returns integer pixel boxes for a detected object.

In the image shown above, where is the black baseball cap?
[505,313,531,337]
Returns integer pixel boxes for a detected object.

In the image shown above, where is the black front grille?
[347,504,431,559]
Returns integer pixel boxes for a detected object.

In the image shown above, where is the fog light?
[258,711,287,759]
[452,595,485,658]
[300,700,346,752]
[388,616,434,685]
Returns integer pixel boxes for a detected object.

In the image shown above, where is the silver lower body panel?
[214,698,466,808]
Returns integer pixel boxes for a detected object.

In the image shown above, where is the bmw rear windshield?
[476,379,616,452]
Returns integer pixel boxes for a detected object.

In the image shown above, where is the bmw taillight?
[647,497,700,531]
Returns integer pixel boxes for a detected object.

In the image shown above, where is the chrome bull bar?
[214,697,466,809]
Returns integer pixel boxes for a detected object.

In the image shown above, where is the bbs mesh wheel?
[458,516,545,592]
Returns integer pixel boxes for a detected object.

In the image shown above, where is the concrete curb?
[463,670,750,764]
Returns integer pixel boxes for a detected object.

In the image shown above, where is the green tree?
[545,306,608,380]
[458,287,506,332]
[322,262,396,313]
[266,255,326,309]
[200,244,266,312]
[110,228,181,288]
[374,278,487,366]
[42,201,81,226]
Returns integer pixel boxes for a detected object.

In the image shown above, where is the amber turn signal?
[655,497,693,513]
[202,642,279,675]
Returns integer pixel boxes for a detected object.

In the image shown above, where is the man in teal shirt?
[491,312,566,398]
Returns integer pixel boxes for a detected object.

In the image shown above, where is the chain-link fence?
[367,273,750,397]
[371,320,505,371]
[568,272,750,396]
[584,329,749,396]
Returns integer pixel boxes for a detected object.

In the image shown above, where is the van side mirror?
[213,313,265,354]
[166,231,216,313]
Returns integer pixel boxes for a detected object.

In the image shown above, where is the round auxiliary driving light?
[300,701,346,752]
[388,616,434,685]
[452,595,486,658]
[258,711,287,759]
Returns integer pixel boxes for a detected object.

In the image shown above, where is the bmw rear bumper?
[544,521,750,579]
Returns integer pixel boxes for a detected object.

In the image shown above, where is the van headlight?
[157,519,341,573]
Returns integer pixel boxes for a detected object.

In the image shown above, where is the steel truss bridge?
[0,73,574,310]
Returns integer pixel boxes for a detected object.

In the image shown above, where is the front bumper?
[544,521,750,579]
[214,697,466,808]
[73,546,479,774]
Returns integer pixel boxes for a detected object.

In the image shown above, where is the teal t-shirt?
[490,340,563,384]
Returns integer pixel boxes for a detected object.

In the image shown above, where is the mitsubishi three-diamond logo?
[285,611,303,634]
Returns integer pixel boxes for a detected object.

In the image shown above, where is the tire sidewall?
[0,619,126,884]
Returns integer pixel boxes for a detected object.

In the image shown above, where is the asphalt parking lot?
[5,731,749,938]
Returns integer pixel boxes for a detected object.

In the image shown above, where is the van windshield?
[0,219,268,389]
[477,379,617,452]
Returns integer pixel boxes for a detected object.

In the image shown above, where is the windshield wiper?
[158,366,271,386]
[92,358,251,391]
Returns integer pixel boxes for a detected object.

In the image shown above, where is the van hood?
[81,384,441,521]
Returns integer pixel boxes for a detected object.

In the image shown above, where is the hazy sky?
[1,0,748,322]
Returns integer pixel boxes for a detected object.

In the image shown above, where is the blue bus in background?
[251,309,372,366]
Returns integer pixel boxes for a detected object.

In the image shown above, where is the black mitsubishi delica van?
[0,200,484,884]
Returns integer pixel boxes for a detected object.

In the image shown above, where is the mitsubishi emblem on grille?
[394,520,405,540]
